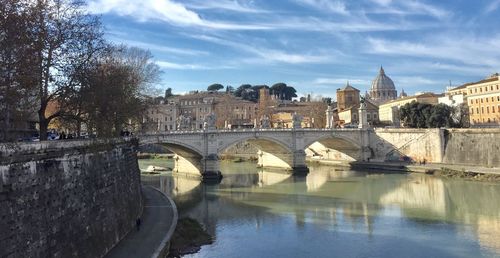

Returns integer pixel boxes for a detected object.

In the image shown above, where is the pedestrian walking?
[136,217,141,231]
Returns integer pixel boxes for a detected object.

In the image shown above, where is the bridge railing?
[137,127,364,137]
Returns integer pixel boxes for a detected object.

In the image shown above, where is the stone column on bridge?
[358,101,368,129]
[325,105,335,129]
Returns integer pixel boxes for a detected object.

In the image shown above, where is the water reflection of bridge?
[142,165,500,255]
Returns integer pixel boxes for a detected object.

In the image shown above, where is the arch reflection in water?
[140,160,500,257]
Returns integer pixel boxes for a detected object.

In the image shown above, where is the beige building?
[144,91,258,132]
[338,100,379,125]
[465,74,500,126]
[336,82,379,126]
[143,102,178,132]
[378,93,442,125]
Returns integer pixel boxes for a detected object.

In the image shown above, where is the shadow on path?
[105,185,177,258]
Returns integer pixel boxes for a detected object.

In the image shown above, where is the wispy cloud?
[87,0,271,30]
[110,38,210,56]
[156,60,234,70]
[369,0,450,19]
[293,0,349,14]
[485,0,500,13]
[191,34,335,64]
[313,78,370,85]
[183,0,267,13]
[366,36,500,67]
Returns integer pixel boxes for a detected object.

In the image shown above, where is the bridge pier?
[172,154,222,182]
[257,150,309,175]
[291,150,309,175]
[200,155,222,182]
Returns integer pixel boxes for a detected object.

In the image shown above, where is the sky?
[86,0,500,99]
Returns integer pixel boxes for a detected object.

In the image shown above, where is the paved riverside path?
[106,185,178,258]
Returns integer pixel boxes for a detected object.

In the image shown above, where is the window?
[491,86,494,91]
[487,106,489,113]
[475,88,478,93]
[471,108,474,114]
[481,98,483,103]
[486,98,489,103]
[476,99,479,104]
[470,89,473,94]
[482,107,484,113]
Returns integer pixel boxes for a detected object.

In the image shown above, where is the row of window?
[470,96,500,104]
[469,84,500,94]
[472,118,498,123]
[470,105,500,115]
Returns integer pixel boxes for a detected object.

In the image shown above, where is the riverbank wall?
[0,139,142,258]
[222,128,500,173]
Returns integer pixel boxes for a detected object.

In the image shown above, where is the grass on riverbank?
[435,167,500,182]
[168,218,212,258]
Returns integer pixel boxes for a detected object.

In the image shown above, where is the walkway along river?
[141,159,500,258]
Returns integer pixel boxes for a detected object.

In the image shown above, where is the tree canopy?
[207,83,224,91]
[400,102,459,128]
[271,83,297,100]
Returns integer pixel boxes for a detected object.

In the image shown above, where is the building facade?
[337,100,379,125]
[144,91,258,133]
[336,82,378,126]
[378,93,442,125]
[336,82,360,111]
[466,74,500,126]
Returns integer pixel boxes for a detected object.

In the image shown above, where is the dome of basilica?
[371,66,396,90]
[367,66,397,105]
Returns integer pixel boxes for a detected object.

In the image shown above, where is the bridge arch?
[303,134,363,161]
[140,136,208,178]
[217,134,296,170]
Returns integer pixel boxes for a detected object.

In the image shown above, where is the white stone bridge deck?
[138,128,371,181]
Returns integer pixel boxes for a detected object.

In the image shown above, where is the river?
[140,159,500,258]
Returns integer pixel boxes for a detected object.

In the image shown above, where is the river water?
[141,160,500,258]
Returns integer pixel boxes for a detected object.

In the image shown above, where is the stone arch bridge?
[139,128,371,181]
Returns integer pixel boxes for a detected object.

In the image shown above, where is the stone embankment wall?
[0,139,142,258]
[442,129,500,168]
[371,128,444,163]
[371,128,500,168]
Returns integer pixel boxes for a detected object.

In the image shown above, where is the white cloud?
[156,60,234,70]
[191,34,334,64]
[293,0,349,14]
[87,0,271,30]
[369,0,450,19]
[184,0,267,13]
[366,36,500,68]
[110,38,210,56]
[313,78,370,85]
[485,0,500,13]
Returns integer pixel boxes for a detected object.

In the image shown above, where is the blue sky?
[86,0,500,99]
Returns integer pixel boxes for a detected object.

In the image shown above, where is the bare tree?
[0,0,38,141]
[27,0,104,140]
[74,46,160,137]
